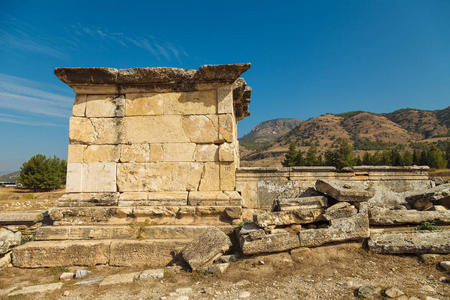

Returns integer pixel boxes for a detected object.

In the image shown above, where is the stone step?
[49,205,242,225]
[35,224,234,241]
[12,239,191,268]
[0,211,44,226]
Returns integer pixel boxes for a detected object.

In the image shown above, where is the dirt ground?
[1,188,450,299]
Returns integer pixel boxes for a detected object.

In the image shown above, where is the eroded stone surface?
[315,179,374,202]
[181,227,231,270]
[0,229,21,255]
[368,230,450,254]
[240,228,300,255]
[255,209,325,227]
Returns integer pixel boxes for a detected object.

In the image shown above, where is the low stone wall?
[236,166,431,210]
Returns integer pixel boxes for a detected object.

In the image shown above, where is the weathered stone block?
[73,94,87,117]
[181,227,231,270]
[218,114,234,143]
[12,240,110,268]
[276,196,328,211]
[369,207,450,225]
[182,115,220,143]
[255,209,325,227]
[240,229,300,255]
[117,162,203,192]
[150,143,163,162]
[69,117,96,144]
[220,162,236,191]
[83,145,119,163]
[199,163,220,191]
[219,143,235,162]
[124,116,189,143]
[82,162,117,192]
[0,229,21,254]
[368,230,450,254]
[324,202,357,220]
[110,240,188,267]
[57,193,119,207]
[118,191,188,206]
[162,143,196,162]
[68,144,86,164]
[90,117,124,144]
[49,207,117,224]
[405,183,450,207]
[315,179,374,202]
[0,211,44,226]
[217,85,233,114]
[85,94,125,118]
[298,203,369,247]
[120,143,151,163]
[66,163,83,192]
[164,90,217,115]
[194,144,219,162]
[125,93,163,116]
[188,191,242,206]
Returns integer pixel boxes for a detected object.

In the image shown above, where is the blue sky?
[1,0,449,173]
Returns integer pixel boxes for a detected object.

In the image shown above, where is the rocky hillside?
[239,106,450,167]
[1,171,20,183]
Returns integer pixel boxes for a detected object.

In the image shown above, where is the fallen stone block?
[324,202,357,220]
[181,227,231,270]
[0,211,44,226]
[57,192,119,207]
[216,254,238,263]
[405,183,450,209]
[0,252,11,269]
[315,179,374,202]
[139,269,164,279]
[240,229,300,255]
[110,240,189,267]
[12,240,110,268]
[440,261,450,271]
[298,204,369,247]
[369,207,450,225]
[0,229,21,255]
[275,196,328,211]
[8,282,63,296]
[254,209,325,227]
[99,272,140,286]
[368,230,450,254]
[75,276,104,285]
[60,272,74,280]
[75,269,91,279]
[197,262,229,274]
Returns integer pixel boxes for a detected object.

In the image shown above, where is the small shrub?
[414,222,442,231]
[20,233,35,245]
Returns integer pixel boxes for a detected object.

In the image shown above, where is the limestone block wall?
[56,64,252,204]
[236,166,432,210]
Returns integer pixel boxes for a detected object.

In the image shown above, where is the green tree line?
[283,139,450,170]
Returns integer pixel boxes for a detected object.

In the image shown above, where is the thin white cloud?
[0,73,72,123]
[0,15,68,60]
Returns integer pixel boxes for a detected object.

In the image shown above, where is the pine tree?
[19,154,67,191]
[336,139,356,170]
[282,142,298,167]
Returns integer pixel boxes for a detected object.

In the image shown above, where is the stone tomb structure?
[12,64,252,268]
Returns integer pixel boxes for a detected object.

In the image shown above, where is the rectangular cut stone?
[69,117,96,144]
[86,94,125,117]
[124,116,189,143]
[199,163,220,191]
[66,163,83,192]
[118,192,188,206]
[218,114,234,143]
[194,144,219,161]
[220,162,236,190]
[277,196,328,211]
[315,179,375,202]
[219,143,235,162]
[110,240,189,267]
[369,207,450,225]
[12,240,110,268]
[255,209,325,227]
[142,225,233,240]
[117,162,203,192]
[73,94,87,117]
[83,145,119,163]
[119,192,149,201]
[82,162,117,192]
[162,143,196,162]
[36,226,138,240]
[120,144,151,163]
[164,90,216,115]
[368,230,450,254]
[182,115,220,143]
[240,230,300,255]
[57,193,119,207]
[125,93,163,116]
[188,191,242,206]
[150,144,163,162]
[217,85,233,114]
[90,118,124,144]
[68,145,86,164]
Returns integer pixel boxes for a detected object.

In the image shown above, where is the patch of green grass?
[21,194,34,199]
[48,266,70,277]
[414,222,442,231]
[20,233,35,245]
